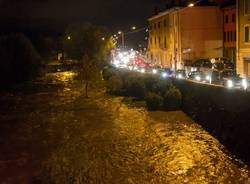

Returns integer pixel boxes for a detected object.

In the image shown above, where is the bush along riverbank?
[103,67,182,111]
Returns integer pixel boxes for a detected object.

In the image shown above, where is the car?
[159,68,174,78]
[211,57,235,70]
[219,70,242,88]
[175,69,186,79]
[151,66,161,74]
[193,59,212,68]
[188,71,205,81]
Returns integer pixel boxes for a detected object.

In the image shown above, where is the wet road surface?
[0,71,249,183]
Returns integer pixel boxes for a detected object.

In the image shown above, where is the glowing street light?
[67,36,71,40]
[102,37,105,41]
[188,3,194,7]
[132,26,136,30]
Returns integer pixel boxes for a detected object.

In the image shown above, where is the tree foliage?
[63,23,115,97]
[0,33,42,86]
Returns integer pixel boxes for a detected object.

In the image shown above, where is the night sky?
[0,0,169,48]
[0,0,166,29]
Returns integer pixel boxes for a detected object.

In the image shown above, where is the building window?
[164,36,167,48]
[159,37,161,45]
[225,15,229,23]
[154,23,157,29]
[234,31,236,41]
[224,32,227,42]
[245,0,250,15]
[227,32,230,42]
[164,19,166,27]
[155,37,157,44]
[158,22,161,28]
[232,13,236,22]
[245,26,249,42]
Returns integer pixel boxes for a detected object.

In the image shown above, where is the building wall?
[147,10,174,67]
[147,6,223,69]
[237,0,250,77]
[179,7,223,63]
[223,6,236,63]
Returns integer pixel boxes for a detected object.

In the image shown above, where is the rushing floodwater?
[0,71,249,183]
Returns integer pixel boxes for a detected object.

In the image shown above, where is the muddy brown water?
[0,71,249,183]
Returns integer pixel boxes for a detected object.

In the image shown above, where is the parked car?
[193,59,212,68]
[175,69,186,79]
[219,70,242,88]
[211,57,234,70]
[188,71,205,81]
[151,66,161,74]
[160,68,174,78]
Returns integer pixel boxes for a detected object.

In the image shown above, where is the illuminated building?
[236,0,250,77]
[147,5,223,70]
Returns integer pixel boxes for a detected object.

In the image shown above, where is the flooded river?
[0,71,249,183]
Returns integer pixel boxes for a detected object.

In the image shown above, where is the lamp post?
[117,26,137,49]
[118,31,125,48]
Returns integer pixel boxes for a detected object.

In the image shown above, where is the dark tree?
[0,33,43,87]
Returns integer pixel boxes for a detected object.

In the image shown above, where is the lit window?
[245,26,249,42]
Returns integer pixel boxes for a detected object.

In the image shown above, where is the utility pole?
[121,32,125,49]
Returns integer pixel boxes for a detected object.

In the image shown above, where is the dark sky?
[0,0,166,29]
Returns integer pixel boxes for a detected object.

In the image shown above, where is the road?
[0,71,249,183]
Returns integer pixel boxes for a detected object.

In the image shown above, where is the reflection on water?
[0,71,249,183]
[46,71,77,83]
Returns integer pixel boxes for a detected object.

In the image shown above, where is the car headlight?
[195,76,201,81]
[162,72,167,78]
[152,69,157,74]
[242,79,248,90]
[178,74,183,79]
[140,68,145,73]
[227,80,233,88]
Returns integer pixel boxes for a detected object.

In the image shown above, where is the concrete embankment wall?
[173,79,250,163]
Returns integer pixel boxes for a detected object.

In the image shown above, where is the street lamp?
[67,36,71,40]
[118,31,125,48]
[102,37,105,41]
[188,3,194,7]
[117,26,137,49]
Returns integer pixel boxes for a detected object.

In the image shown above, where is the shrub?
[146,92,163,111]
[143,74,159,92]
[152,79,172,96]
[125,74,146,99]
[102,66,115,80]
[163,86,182,111]
[106,74,123,95]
